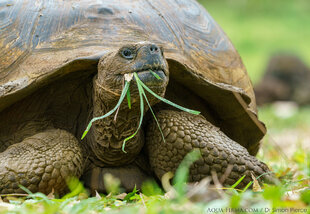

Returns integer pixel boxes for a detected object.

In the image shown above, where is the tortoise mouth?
[135,64,167,75]
[135,69,165,83]
[121,64,167,75]
[134,68,167,87]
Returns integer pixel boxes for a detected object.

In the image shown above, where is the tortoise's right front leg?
[0,129,84,195]
[146,110,274,188]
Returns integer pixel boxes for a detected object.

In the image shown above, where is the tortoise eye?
[121,48,134,59]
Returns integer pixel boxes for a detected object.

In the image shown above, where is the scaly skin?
[0,129,83,195]
[0,42,169,194]
[146,110,274,188]
[0,42,273,194]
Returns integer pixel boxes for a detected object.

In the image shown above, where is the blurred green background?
[198,0,310,133]
[196,2,310,192]
[199,0,310,84]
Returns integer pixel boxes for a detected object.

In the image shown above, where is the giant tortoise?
[0,0,271,195]
[255,54,310,105]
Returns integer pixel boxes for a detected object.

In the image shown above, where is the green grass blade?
[19,185,33,195]
[134,73,200,115]
[173,149,201,197]
[81,81,130,140]
[140,86,166,143]
[19,185,52,203]
[255,171,273,180]
[149,70,161,80]
[231,175,246,189]
[242,181,253,192]
[122,80,144,153]
[127,87,131,109]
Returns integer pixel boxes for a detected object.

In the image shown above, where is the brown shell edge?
[167,59,266,155]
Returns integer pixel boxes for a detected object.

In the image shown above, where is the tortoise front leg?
[0,129,84,195]
[146,110,274,188]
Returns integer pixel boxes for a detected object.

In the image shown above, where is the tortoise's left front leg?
[146,110,274,188]
[0,129,84,195]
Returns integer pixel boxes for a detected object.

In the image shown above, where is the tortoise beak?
[133,44,168,85]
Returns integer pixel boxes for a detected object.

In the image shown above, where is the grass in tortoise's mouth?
[123,64,167,75]
[82,71,200,153]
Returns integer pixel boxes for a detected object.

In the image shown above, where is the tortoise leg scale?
[146,110,274,188]
[0,129,84,195]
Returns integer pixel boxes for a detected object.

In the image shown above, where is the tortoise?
[255,54,310,105]
[0,0,272,195]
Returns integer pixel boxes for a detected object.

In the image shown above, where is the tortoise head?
[96,42,169,101]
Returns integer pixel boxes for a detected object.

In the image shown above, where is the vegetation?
[199,0,310,83]
[82,72,199,152]
[0,0,309,213]
[0,144,309,213]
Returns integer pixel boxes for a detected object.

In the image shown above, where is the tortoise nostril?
[149,44,159,53]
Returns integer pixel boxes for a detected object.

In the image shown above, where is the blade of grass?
[62,177,86,199]
[81,81,130,140]
[173,149,201,197]
[231,175,246,189]
[242,181,253,192]
[256,171,274,180]
[19,185,32,195]
[140,84,166,143]
[127,87,131,109]
[239,172,274,192]
[19,185,52,203]
[113,105,121,122]
[149,70,161,80]
[134,73,200,115]
[122,80,144,153]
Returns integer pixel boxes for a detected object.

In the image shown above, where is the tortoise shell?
[0,0,265,155]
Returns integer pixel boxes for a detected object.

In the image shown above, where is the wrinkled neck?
[88,78,145,166]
